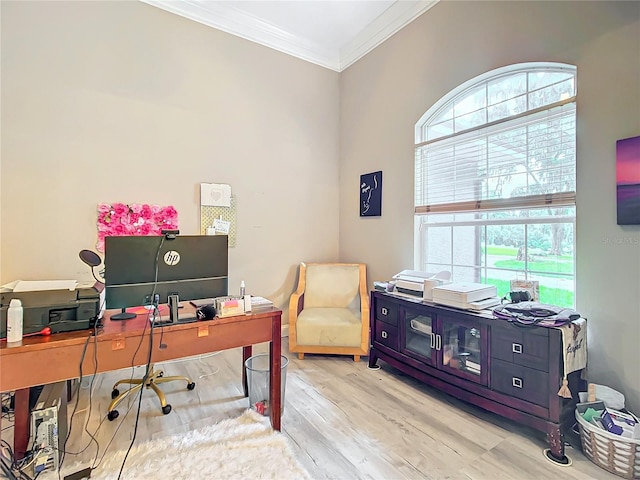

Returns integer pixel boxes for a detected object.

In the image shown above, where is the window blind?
[415,102,576,215]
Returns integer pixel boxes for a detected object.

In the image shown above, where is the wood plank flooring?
[2,338,619,479]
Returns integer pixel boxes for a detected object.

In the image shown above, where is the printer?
[392,270,452,297]
[0,280,103,337]
[431,282,500,310]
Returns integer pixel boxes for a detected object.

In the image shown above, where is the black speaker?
[196,305,216,320]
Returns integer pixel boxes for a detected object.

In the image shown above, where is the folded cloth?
[556,318,587,398]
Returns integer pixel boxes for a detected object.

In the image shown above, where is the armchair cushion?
[296,307,362,347]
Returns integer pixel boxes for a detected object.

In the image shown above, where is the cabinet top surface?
[372,290,493,319]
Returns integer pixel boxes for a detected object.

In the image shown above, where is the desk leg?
[242,346,252,397]
[270,315,282,431]
[13,388,30,460]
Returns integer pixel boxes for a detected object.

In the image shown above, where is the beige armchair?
[289,262,369,361]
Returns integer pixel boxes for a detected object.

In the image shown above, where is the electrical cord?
[116,236,164,480]
[56,300,148,478]
[156,352,221,379]
[57,325,102,459]
[0,455,19,480]
[82,325,101,468]
[90,388,140,470]
[57,332,93,480]
[1,439,33,480]
[117,313,154,480]
[1,393,14,425]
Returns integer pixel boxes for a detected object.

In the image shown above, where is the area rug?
[44,410,311,479]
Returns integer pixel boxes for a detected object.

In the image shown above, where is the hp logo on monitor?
[164,251,181,266]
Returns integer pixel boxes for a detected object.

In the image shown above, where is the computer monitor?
[104,234,228,321]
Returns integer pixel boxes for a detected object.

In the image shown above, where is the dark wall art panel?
[360,171,382,217]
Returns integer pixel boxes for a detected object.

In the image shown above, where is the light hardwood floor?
[3,338,619,479]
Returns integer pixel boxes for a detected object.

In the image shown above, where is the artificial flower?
[95,202,179,253]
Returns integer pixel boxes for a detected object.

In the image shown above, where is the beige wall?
[1,1,340,317]
[2,0,639,412]
[339,1,640,411]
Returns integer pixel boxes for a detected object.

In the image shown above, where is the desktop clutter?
[193,287,274,320]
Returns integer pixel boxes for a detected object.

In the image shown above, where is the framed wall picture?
[616,135,640,225]
[360,171,382,217]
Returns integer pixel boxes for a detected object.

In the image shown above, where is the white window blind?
[415,102,576,214]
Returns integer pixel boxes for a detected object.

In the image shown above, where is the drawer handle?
[512,377,523,389]
[430,333,435,349]
[381,331,388,339]
[381,307,388,316]
[512,343,523,354]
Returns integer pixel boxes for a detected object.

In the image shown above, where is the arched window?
[414,63,576,307]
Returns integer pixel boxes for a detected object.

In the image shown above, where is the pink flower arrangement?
[96,203,179,252]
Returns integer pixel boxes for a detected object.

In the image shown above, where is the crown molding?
[340,0,439,71]
[141,0,340,70]
[141,0,438,72]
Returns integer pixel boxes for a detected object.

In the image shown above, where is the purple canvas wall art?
[616,136,640,225]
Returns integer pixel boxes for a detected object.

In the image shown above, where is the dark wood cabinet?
[368,291,580,464]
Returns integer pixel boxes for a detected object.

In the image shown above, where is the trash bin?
[244,354,288,416]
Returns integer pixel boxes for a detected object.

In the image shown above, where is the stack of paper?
[251,296,274,311]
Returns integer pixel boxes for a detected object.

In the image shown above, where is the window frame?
[414,63,577,306]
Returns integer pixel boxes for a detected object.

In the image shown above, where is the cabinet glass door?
[402,309,436,366]
[440,317,488,385]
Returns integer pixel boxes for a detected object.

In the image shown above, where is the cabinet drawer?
[491,359,549,407]
[376,299,399,326]
[491,327,549,372]
[374,320,398,350]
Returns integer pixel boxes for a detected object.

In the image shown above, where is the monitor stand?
[111,308,136,321]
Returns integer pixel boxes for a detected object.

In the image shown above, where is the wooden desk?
[0,306,282,459]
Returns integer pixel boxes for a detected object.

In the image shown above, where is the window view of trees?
[415,64,577,307]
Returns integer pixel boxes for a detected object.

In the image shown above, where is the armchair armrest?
[358,264,370,351]
[288,263,308,347]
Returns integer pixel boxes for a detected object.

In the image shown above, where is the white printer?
[431,282,500,310]
[392,270,451,297]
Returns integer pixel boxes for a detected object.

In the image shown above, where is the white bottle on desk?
[7,298,23,344]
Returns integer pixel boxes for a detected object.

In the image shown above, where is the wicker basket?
[575,402,640,479]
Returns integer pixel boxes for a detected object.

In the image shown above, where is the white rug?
[45,410,311,479]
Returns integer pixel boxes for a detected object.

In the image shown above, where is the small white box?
[423,278,445,301]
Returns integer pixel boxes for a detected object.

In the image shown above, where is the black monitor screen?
[105,235,228,317]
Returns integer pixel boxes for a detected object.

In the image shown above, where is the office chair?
[106,365,195,420]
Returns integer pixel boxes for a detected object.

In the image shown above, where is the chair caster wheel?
[157,372,164,378]
[187,382,196,390]
[162,405,172,415]
[107,410,119,421]
[111,389,120,399]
